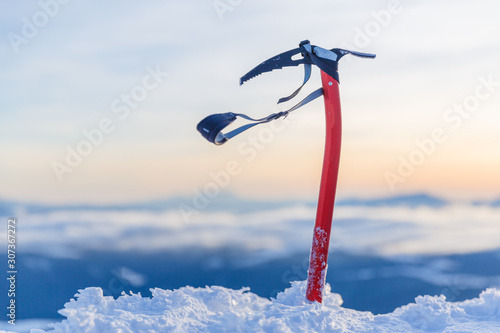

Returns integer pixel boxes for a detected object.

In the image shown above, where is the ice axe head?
[239,40,376,86]
[196,40,375,145]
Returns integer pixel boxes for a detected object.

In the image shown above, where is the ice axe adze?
[196,40,375,303]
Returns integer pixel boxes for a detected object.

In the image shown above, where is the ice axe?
[197,40,375,303]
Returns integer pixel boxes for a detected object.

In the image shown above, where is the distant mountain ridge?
[1,193,499,216]
[336,193,449,208]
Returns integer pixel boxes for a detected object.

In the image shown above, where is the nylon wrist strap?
[197,64,327,145]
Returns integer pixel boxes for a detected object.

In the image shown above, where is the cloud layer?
[8,201,500,262]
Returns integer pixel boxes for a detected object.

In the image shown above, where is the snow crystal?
[29,282,500,333]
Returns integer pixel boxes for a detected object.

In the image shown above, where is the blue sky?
[1,0,500,204]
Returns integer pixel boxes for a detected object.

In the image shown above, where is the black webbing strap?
[277,63,312,104]
[197,87,323,145]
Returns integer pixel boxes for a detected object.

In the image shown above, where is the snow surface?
[10,281,498,333]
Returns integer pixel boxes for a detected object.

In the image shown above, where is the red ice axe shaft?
[305,71,342,303]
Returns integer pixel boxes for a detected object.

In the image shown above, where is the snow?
[9,281,497,333]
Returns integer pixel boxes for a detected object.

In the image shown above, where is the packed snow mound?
[39,281,499,333]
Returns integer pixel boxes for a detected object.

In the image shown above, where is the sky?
[1,0,500,204]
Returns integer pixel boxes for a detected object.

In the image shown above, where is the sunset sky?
[1,0,500,204]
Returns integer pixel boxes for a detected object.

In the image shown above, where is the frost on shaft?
[307,227,329,299]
